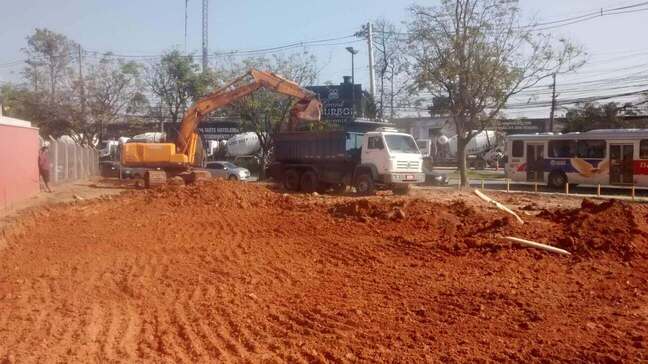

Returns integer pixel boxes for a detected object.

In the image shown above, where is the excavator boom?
[175,69,321,156]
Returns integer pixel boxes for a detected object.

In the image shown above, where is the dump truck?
[268,128,425,195]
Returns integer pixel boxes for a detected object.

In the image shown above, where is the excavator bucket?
[289,98,322,123]
[294,98,322,121]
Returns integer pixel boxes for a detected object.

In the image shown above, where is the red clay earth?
[0,180,646,363]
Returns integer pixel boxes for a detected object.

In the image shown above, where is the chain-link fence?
[46,137,99,185]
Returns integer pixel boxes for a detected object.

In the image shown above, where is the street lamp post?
[346,47,359,119]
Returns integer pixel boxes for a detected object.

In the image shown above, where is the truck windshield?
[384,135,420,154]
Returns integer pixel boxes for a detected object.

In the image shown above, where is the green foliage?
[146,50,206,124]
[564,102,638,132]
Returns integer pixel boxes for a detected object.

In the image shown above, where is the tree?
[218,53,318,179]
[76,55,148,144]
[146,50,210,124]
[1,83,74,138]
[428,95,450,117]
[564,102,639,132]
[408,0,584,186]
[22,28,77,99]
[357,20,411,119]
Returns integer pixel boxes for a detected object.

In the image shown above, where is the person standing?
[38,146,53,193]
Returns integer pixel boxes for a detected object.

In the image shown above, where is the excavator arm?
[175,69,322,158]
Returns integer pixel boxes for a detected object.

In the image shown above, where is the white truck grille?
[396,161,420,170]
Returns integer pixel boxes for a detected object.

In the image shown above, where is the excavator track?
[145,170,168,188]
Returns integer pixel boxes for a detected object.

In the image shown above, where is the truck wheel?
[548,171,567,189]
[283,169,300,191]
[331,183,347,195]
[316,182,330,194]
[355,173,375,196]
[300,171,319,193]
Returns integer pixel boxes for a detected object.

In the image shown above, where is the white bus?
[505,129,648,188]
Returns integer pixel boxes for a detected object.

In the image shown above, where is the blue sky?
[1,0,647,117]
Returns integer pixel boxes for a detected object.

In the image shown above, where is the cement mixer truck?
[420,130,502,169]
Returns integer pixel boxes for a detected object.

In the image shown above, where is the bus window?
[512,140,524,157]
[641,140,648,159]
[577,140,606,159]
[549,140,576,158]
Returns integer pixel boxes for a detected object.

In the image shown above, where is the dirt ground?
[0,180,646,363]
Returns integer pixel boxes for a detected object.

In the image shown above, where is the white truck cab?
[356,128,425,194]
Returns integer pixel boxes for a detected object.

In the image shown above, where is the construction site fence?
[46,137,100,185]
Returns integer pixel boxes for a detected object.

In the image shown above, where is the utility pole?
[202,0,209,73]
[367,22,376,98]
[185,0,189,55]
[549,72,557,133]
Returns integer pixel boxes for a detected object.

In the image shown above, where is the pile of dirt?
[140,180,281,209]
[539,199,647,260]
[1,180,647,362]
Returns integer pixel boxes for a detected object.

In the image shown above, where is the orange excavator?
[121,69,322,187]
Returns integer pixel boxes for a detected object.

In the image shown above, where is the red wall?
[0,124,40,210]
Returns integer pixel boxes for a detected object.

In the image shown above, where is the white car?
[205,161,251,181]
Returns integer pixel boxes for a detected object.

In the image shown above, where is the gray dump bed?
[275,131,362,163]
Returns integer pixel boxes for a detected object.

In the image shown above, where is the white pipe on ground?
[474,189,524,224]
[503,236,571,256]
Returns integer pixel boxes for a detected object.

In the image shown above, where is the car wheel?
[548,171,567,189]
[228,175,238,181]
[300,171,318,193]
[283,169,300,191]
[355,173,375,196]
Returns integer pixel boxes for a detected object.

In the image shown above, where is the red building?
[0,114,40,210]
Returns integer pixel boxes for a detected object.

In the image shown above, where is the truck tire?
[316,182,331,194]
[331,183,347,195]
[547,171,567,189]
[300,171,319,193]
[283,169,300,191]
[355,173,376,196]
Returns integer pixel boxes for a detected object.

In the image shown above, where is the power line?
[82,34,358,60]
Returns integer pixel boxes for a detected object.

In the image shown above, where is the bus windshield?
[385,135,420,154]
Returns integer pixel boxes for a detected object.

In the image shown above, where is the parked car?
[205,161,251,181]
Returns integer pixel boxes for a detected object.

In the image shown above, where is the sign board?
[307,84,363,126]
[197,121,241,141]
[498,119,547,134]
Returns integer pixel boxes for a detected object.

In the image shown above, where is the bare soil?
[0,181,646,363]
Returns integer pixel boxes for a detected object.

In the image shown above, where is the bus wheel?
[548,171,567,189]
